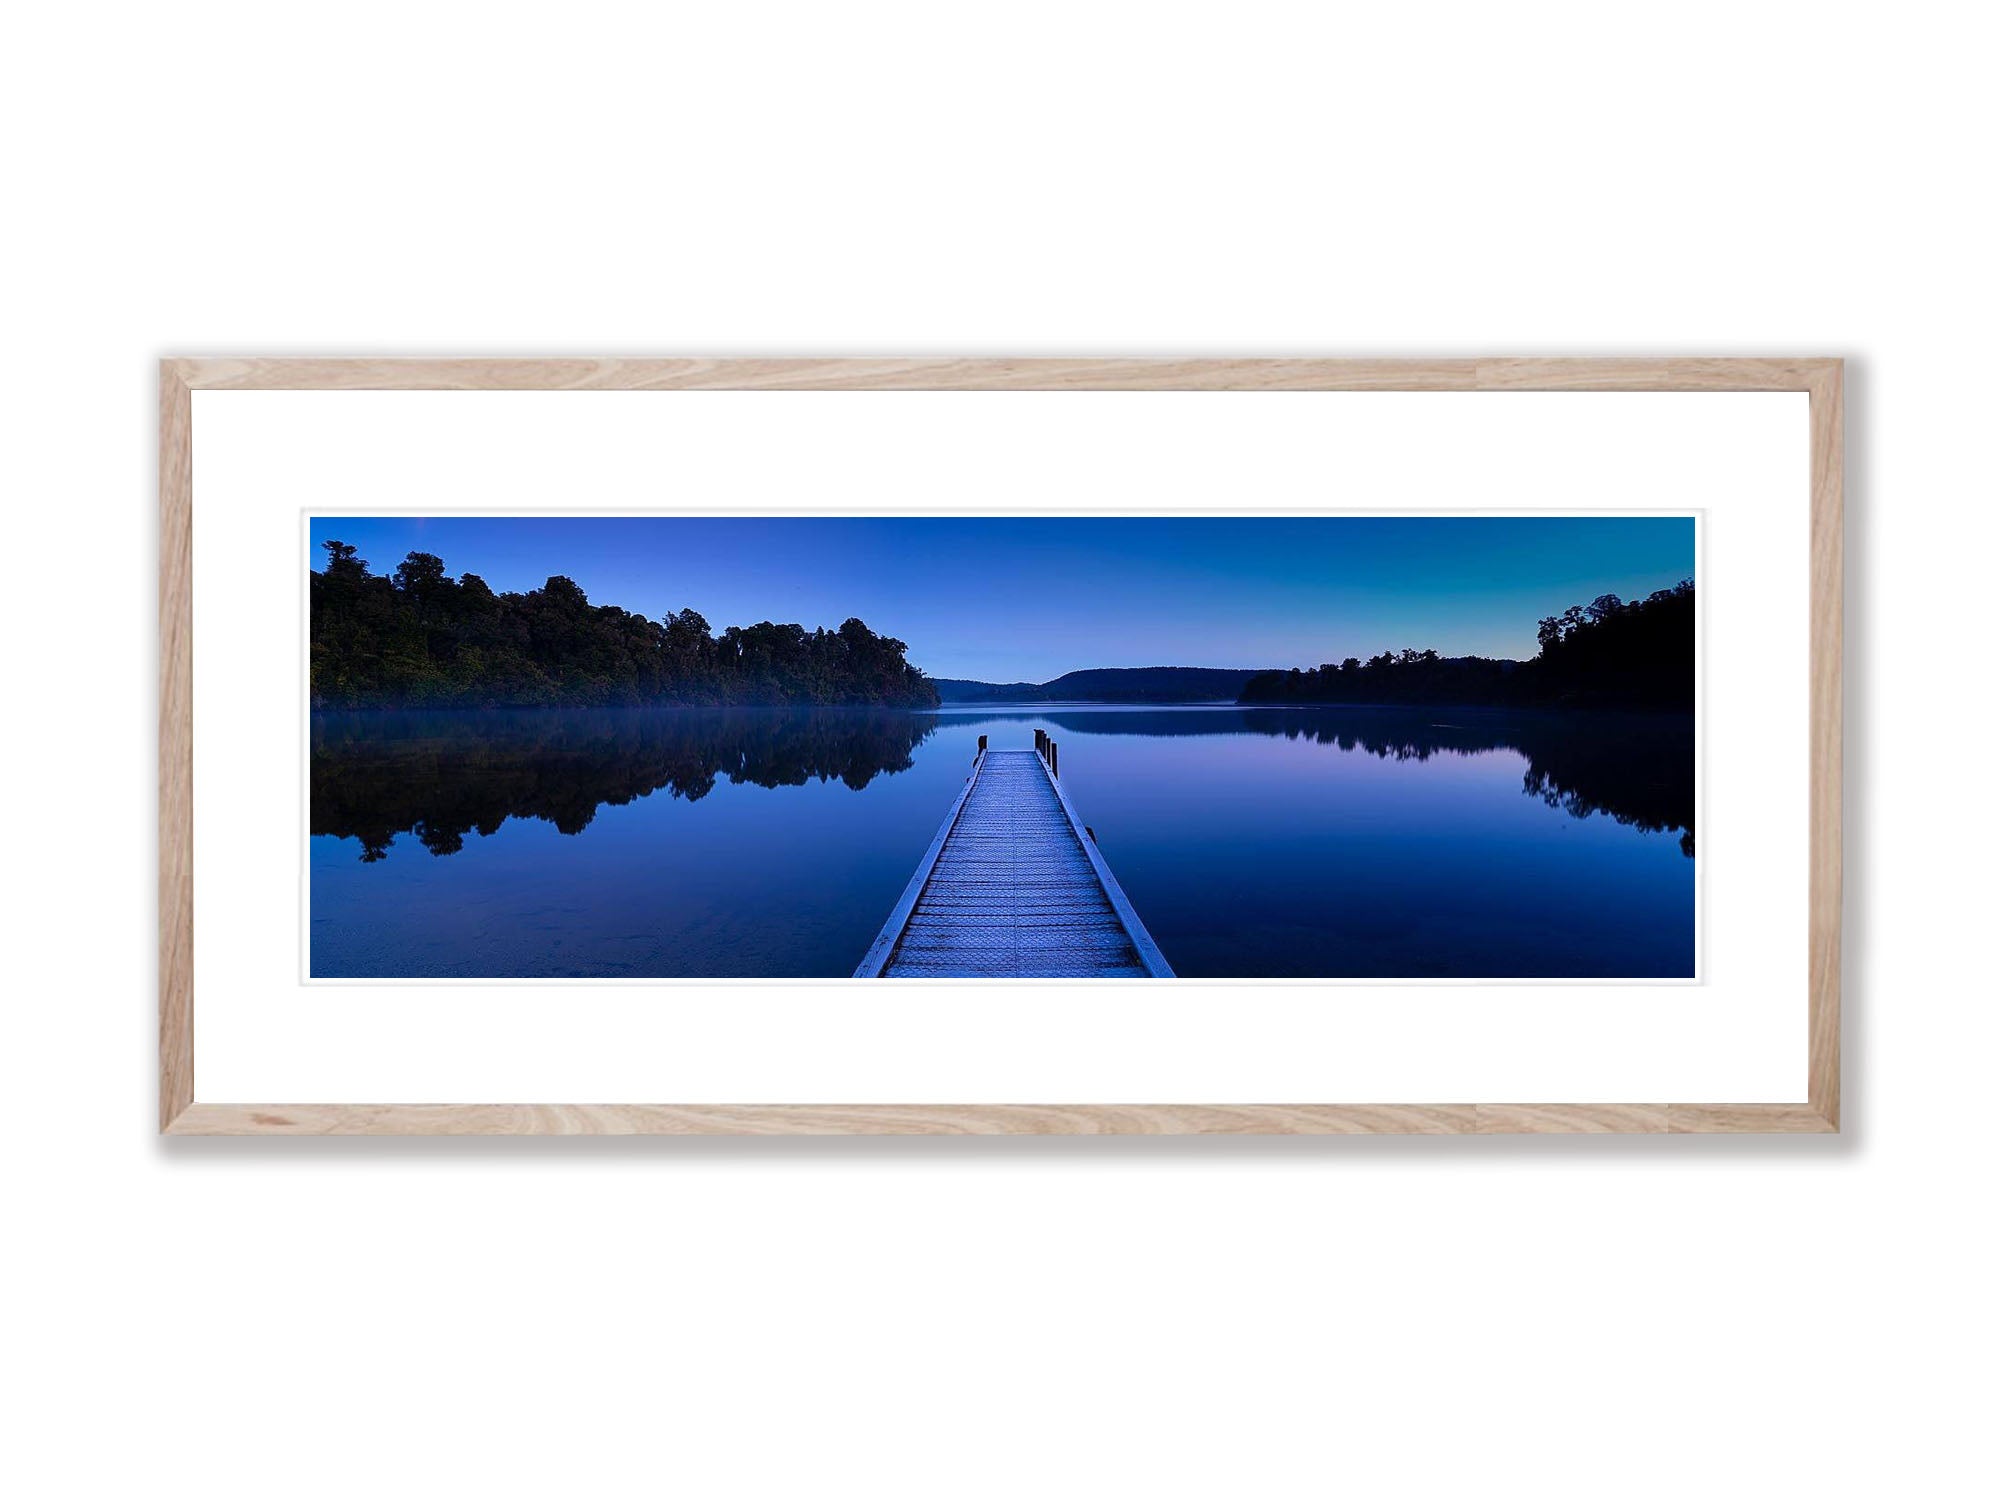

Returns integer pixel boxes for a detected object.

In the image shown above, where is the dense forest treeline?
[1240,580,1695,711]
[310,543,939,709]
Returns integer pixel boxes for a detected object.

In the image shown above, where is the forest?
[310,542,940,709]
[1239,579,1695,711]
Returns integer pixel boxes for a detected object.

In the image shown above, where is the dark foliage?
[1239,579,1695,711]
[311,541,939,709]
[313,706,937,862]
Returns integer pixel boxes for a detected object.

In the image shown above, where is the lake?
[310,703,1695,979]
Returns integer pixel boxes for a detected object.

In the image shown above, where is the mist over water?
[310,703,1694,979]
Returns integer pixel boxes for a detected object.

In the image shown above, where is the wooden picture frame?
[160,357,1841,1135]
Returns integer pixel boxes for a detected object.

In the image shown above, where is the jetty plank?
[857,749,1174,978]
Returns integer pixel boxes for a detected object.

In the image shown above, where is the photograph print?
[309,515,1697,981]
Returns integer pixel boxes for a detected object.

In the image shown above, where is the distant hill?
[931,679,1044,702]
[932,666,1268,704]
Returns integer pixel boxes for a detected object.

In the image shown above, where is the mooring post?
[1035,728,1046,757]
[1049,740,1059,779]
[978,734,987,751]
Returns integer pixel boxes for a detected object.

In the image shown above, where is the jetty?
[855,734,1175,978]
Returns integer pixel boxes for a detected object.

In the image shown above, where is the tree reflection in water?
[314,702,1693,867]
[1245,708,1694,857]
[965,705,1696,857]
[312,707,937,862]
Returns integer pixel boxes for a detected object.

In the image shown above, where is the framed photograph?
[160,358,1840,1134]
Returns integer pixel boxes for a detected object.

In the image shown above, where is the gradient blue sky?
[308,516,1694,681]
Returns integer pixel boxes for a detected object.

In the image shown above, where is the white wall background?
[2,3,1991,1496]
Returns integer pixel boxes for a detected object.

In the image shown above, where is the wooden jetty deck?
[855,739,1175,978]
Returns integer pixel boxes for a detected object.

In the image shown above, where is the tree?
[310,545,939,710]
[322,538,367,581]
[393,551,449,597]
[539,575,589,612]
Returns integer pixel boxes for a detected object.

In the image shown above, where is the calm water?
[310,703,1695,979]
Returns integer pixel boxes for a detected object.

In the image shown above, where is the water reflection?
[312,706,937,862]
[311,702,1695,978]
[316,702,1693,865]
[949,705,1695,856]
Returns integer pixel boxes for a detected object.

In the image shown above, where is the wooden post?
[1035,728,1046,756]
[1049,740,1058,779]
[978,734,987,751]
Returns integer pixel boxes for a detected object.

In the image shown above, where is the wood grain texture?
[1472,356,1838,391]
[1474,1104,1670,1134]
[159,363,193,1131]
[176,357,1485,391]
[159,356,1843,1136]
[1807,362,1844,1128]
[1667,1104,1837,1134]
[166,1101,1840,1136]
[171,355,1838,393]
[168,1103,1481,1136]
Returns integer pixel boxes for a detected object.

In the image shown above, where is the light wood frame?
[160,357,1842,1136]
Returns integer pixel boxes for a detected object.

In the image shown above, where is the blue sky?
[308,516,1694,682]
